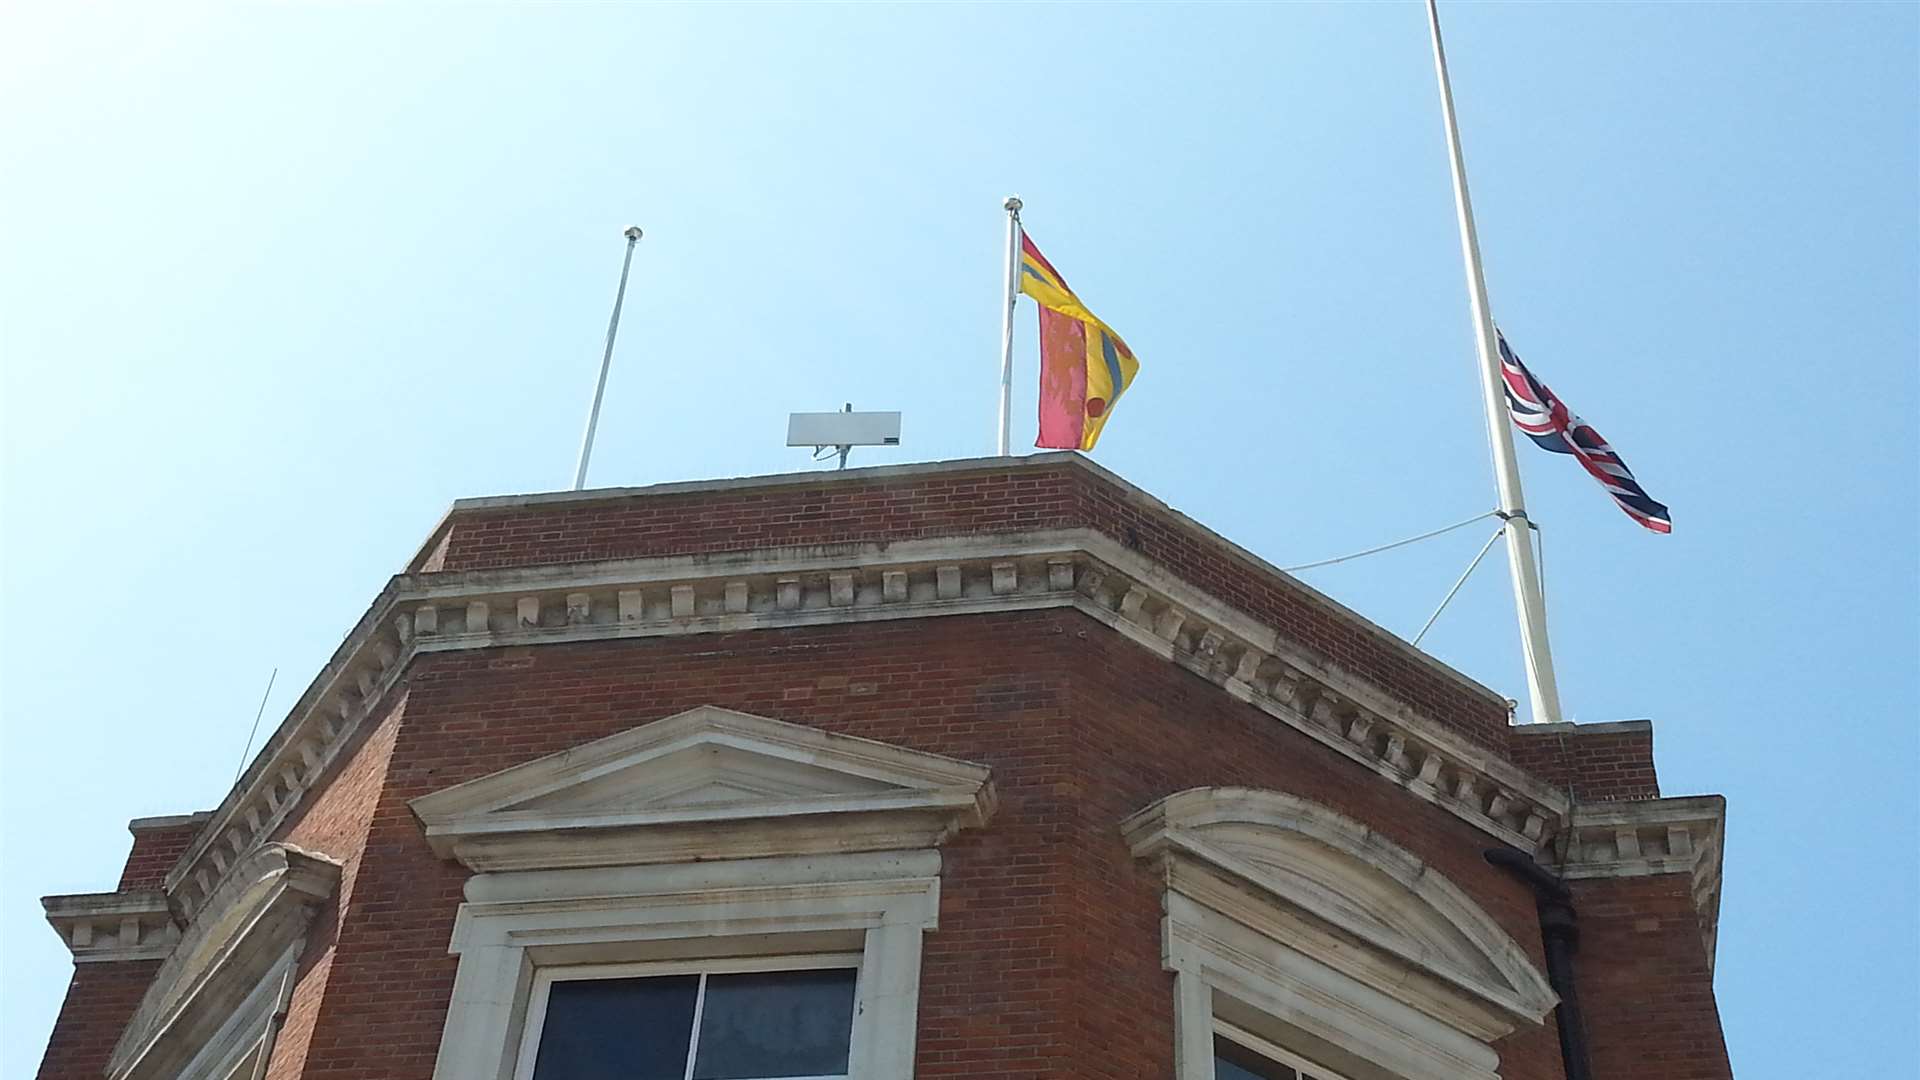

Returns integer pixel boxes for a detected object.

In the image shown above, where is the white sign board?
[786,411,902,448]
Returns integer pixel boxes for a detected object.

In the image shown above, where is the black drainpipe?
[1485,847,1593,1080]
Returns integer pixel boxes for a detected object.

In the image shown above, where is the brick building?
[34,454,1732,1080]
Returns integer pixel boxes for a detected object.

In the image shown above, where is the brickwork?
[268,612,1573,1080]
[34,961,161,1080]
[1571,874,1732,1079]
[1510,723,1661,802]
[296,616,1079,1079]
[263,699,405,1080]
[417,466,1085,574]
[116,818,205,891]
[416,459,1514,754]
[1062,616,1569,1080]
[34,464,1731,1080]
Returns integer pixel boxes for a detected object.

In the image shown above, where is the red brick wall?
[419,466,1085,574]
[1061,616,1567,1080]
[34,961,161,1080]
[283,611,1573,1080]
[1571,874,1732,1079]
[36,822,202,1078]
[263,698,405,1080]
[40,610,1724,1080]
[117,819,205,891]
[418,460,1513,754]
[1510,725,1661,802]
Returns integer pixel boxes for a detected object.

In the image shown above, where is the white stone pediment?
[1124,788,1557,1045]
[409,705,996,872]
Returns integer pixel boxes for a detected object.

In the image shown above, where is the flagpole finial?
[1003,196,1022,214]
[623,226,643,242]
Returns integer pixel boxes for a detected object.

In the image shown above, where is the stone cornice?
[42,890,179,963]
[1557,794,1726,971]
[410,454,1509,717]
[166,530,1575,925]
[109,843,339,1080]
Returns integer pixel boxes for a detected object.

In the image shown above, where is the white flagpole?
[1423,0,1565,725]
[573,226,644,491]
[997,196,1024,456]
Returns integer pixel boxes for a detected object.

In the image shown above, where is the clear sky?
[2,2,1914,1076]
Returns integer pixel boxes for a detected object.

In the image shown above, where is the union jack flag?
[1498,329,1671,534]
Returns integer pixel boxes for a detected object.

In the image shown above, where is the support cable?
[1412,527,1506,647]
[233,667,278,786]
[1281,509,1500,573]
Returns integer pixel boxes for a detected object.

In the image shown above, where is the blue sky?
[2,3,1913,1076]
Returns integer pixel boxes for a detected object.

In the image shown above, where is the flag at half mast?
[1016,233,1140,451]
[1499,329,1672,534]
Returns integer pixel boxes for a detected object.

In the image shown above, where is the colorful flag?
[1016,233,1140,451]
[1499,329,1671,533]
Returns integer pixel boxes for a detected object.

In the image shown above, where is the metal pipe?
[996,196,1024,456]
[573,226,643,491]
[1486,847,1593,1080]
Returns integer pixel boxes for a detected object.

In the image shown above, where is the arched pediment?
[1123,787,1556,1042]
[108,843,340,1080]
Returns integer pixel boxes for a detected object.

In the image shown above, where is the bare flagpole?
[997,196,1024,456]
[1424,0,1564,725]
[573,226,644,491]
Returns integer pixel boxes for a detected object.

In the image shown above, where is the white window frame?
[514,952,863,1080]
[431,853,941,1080]
[415,707,993,1080]
[1213,1020,1355,1080]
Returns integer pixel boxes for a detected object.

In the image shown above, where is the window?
[517,957,860,1080]
[1213,1023,1350,1080]
[414,707,994,1080]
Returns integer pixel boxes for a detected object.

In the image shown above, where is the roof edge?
[1509,719,1652,738]
[128,812,212,833]
[410,453,1509,713]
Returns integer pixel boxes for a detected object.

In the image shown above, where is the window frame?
[514,952,863,1080]
[430,856,941,1080]
[1213,1021,1355,1080]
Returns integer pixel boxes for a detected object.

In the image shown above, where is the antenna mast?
[573,226,643,491]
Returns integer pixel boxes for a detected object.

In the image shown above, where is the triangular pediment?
[410,705,995,872]
[508,742,900,814]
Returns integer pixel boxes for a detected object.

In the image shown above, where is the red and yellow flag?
[1016,233,1140,451]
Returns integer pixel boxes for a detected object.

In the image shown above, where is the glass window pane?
[1213,1035,1300,1080]
[691,969,857,1079]
[532,975,699,1080]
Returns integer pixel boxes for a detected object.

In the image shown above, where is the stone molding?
[107,843,339,1080]
[432,849,945,1078]
[418,454,1505,721]
[41,890,179,963]
[408,705,996,873]
[1123,787,1558,1047]
[1557,794,1726,970]
[129,811,213,832]
[167,529,1575,926]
